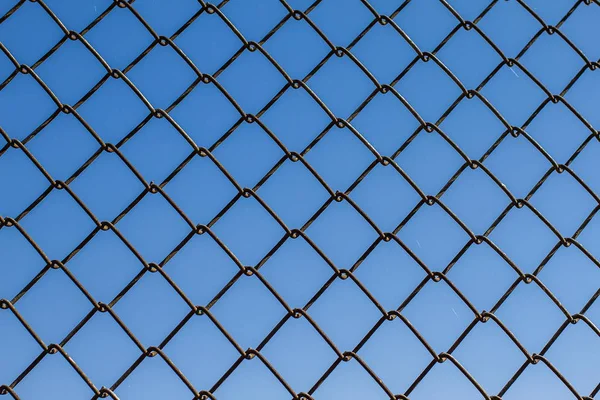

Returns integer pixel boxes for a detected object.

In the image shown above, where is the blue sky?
[0,0,599,399]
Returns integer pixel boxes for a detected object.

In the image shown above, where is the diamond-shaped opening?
[561,2,600,61]
[0,1,64,65]
[453,319,527,394]
[264,16,332,79]
[395,59,464,123]
[545,321,600,395]
[408,357,491,400]
[305,124,375,190]
[0,148,49,217]
[309,0,375,46]
[260,86,332,151]
[449,242,518,312]
[210,274,288,349]
[211,195,285,266]
[259,236,335,308]
[525,100,592,163]
[522,0,576,25]
[564,67,600,129]
[439,96,507,160]
[165,155,239,224]
[351,162,422,232]
[350,90,421,156]
[397,204,471,270]
[85,5,156,69]
[26,112,100,181]
[222,0,289,41]
[113,271,191,347]
[311,357,392,400]
[67,229,144,302]
[402,279,474,352]
[478,0,542,57]
[64,310,141,387]
[352,22,417,84]
[0,227,44,300]
[131,0,199,37]
[117,192,191,263]
[495,281,567,351]
[174,10,242,74]
[165,232,241,307]
[17,269,91,344]
[359,316,434,394]
[217,49,288,115]
[443,167,511,233]
[114,353,194,400]
[489,206,558,273]
[354,240,427,311]
[213,354,292,399]
[520,33,584,94]
[538,245,600,313]
[163,313,242,391]
[309,277,383,351]
[42,0,106,32]
[169,80,242,148]
[306,199,379,269]
[259,158,332,228]
[261,316,340,392]
[69,151,144,221]
[437,27,503,89]
[443,0,490,21]
[501,358,583,400]
[480,64,549,126]
[16,350,95,400]
[393,0,456,51]
[0,73,57,140]
[484,133,551,198]
[212,121,284,188]
[119,117,192,183]
[0,309,43,384]
[127,44,198,108]
[35,38,107,105]
[19,188,96,260]
[77,77,151,144]
[308,54,376,118]
[529,171,597,235]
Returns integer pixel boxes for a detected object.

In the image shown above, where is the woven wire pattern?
[0,0,599,398]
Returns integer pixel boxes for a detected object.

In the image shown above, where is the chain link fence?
[0,0,599,398]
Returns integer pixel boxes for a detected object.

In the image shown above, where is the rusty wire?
[1,0,599,399]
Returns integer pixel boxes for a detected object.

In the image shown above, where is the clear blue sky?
[0,0,599,399]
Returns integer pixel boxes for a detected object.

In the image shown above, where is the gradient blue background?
[0,0,599,399]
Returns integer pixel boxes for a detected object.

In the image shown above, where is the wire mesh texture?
[0,0,600,398]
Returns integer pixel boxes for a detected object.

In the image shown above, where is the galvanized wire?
[1,0,599,399]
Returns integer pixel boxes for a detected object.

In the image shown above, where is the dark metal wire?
[1,0,599,399]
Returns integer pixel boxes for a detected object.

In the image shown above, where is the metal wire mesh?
[0,0,599,398]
